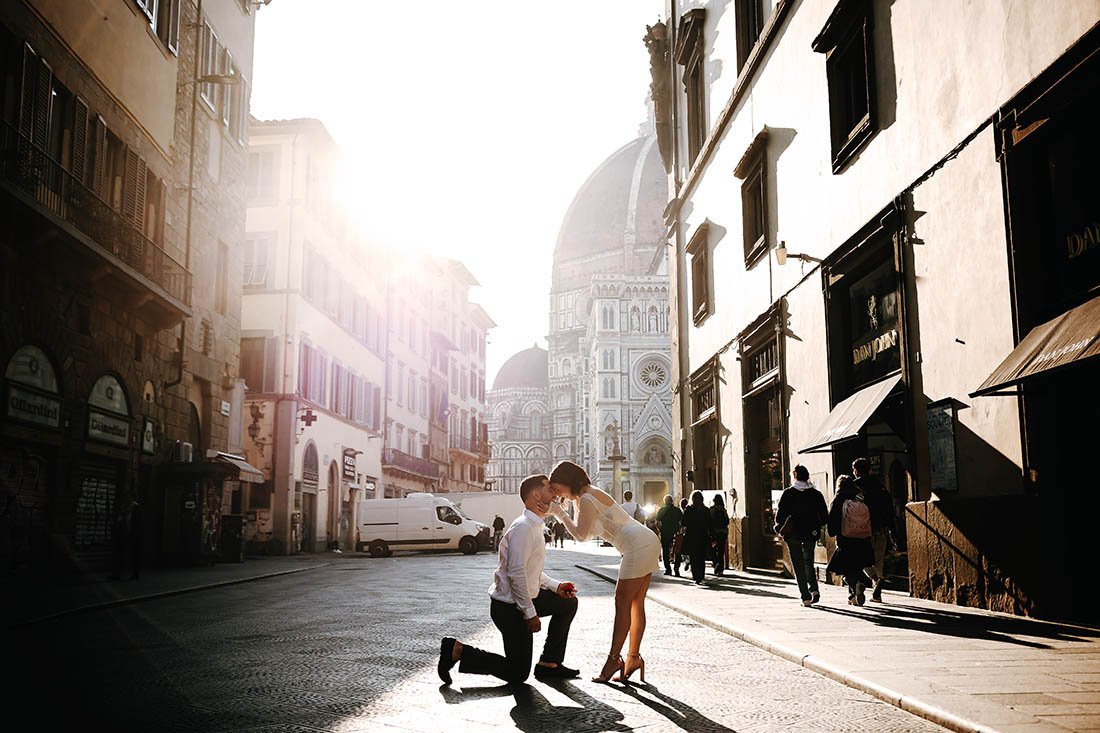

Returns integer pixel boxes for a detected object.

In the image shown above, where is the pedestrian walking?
[110,496,142,580]
[655,494,683,576]
[619,490,643,522]
[552,517,566,548]
[681,491,710,585]
[826,474,875,605]
[852,457,895,602]
[491,514,505,551]
[774,465,829,606]
[709,494,730,577]
[677,496,690,575]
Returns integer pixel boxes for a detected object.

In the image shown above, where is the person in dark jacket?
[709,494,730,577]
[681,491,710,584]
[774,465,829,606]
[826,475,875,605]
[676,497,690,574]
[852,457,895,602]
[654,494,683,576]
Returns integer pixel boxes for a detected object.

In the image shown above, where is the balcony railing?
[382,448,440,479]
[449,435,490,456]
[0,122,191,307]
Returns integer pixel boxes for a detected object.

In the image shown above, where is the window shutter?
[123,149,147,231]
[91,115,107,197]
[19,44,37,141]
[262,336,277,393]
[165,0,180,54]
[31,56,51,152]
[71,97,88,182]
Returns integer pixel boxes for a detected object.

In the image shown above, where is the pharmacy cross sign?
[300,409,317,427]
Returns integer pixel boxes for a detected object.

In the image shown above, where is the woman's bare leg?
[627,573,652,655]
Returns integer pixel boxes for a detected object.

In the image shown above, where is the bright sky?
[249,0,665,384]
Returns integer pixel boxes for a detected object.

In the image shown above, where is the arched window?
[5,345,61,429]
[87,374,132,448]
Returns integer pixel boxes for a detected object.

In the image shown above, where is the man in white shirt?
[621,490,642,522]
[438,474,580,684]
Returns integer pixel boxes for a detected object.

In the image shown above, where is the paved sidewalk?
[577,554,1100,733]
[8,550,1100,733]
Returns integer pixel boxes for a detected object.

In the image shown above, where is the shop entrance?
[743,386,784,571]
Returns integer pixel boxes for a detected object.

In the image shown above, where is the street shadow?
[811,601,1100,649]
[613,680,736,732]
[515,681,629,733]
[440,680,630,732]
[658,572,790,600]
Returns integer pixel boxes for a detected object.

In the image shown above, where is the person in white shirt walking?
[438,474,580,685]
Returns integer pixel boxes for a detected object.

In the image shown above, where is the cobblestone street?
[14,546,946,732]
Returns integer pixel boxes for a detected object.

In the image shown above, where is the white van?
[355,493,491,557]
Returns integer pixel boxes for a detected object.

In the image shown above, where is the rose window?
[639,361,667,389]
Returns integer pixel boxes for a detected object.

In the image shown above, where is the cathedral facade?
[490,132,674,507]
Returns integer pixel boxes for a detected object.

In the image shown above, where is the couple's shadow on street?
[440,678,734,732]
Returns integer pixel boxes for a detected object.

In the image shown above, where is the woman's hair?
[836,474,854,492]
[712,494,724,507]
[548,460,591,496]
[691,490,705,506]
[793,464,810,481]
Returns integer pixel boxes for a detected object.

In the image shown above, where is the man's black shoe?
[438,637,457,685]
[534,663,579,680]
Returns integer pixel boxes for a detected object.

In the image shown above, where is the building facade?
[0,0,257,572]
[547,134,675,507]
[241,117,386,554]
[486,345,551,495]
[654,0,1099,620]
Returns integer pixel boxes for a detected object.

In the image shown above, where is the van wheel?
[368,541,389,558]
[459,537,478,555]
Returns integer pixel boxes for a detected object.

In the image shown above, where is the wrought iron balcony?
[0,123,191,318]
[382,448,440,480]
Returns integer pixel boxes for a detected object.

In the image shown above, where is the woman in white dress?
[547,460,661,683]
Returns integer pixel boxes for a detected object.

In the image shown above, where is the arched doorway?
[326,461,344,551]
[299,442,318,553]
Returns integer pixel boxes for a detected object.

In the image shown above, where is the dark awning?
[970,295,1100,397]
[799,374,903,454]
[207,451,265,483]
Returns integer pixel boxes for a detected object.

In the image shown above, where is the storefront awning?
[970,295,1100,397]
[799,374,903,454]
[206,450,264,483]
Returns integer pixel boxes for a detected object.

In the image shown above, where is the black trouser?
[459,589,577,684]
[687,539,707,582]
[660,535,678,573]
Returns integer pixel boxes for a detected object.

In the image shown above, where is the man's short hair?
[623,490,633,501]
[852,457,870,476]
[793,464,810,481]
[520,474,549,502]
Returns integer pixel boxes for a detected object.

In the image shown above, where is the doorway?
[743,386,784,571]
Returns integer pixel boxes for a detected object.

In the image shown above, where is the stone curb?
[575,563,995,733]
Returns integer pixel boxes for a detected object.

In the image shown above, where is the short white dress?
[555,493,661,579]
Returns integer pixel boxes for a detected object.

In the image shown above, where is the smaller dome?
[492,345,548,391]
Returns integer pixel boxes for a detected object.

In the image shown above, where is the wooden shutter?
[19,44,37,140]
[123,149,147,231]
[71,97,88,182]
[31,56,51,152]
[262,336,278,393]
[91,115,106,197]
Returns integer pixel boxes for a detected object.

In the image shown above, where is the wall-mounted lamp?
[775,241,823,266]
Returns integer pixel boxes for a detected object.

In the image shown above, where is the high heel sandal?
[619,653,645,683]
[591,654,624,683]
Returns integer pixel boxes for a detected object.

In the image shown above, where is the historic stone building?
[486,345,551,495]
[653,0,1099,621]
[1,0,258,571]
[490,131,676,507]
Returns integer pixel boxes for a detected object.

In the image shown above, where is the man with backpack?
[826,474,875,606]
[852,457,895,602]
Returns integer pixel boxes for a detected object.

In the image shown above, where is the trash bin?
[220,514,244,563]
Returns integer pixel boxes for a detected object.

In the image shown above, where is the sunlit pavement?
[8,542,1100,732]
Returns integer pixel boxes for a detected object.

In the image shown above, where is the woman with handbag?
[708,494,730,577]
[774,465,829,606]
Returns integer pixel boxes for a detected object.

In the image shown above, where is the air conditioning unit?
[180,442,193,463]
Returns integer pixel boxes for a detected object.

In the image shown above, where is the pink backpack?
[841,494,871,539]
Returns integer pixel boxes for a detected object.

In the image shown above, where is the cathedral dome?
[552,134,667,263]
[491,345,548,391]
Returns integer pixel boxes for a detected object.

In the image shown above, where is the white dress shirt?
[488,509,561,619]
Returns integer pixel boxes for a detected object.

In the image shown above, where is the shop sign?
[847,260,901,389]
[6,384,61,428]
[927,401,959,493]
[88,409,130,447]
[342,448,358,481]
[141,419,156,455]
